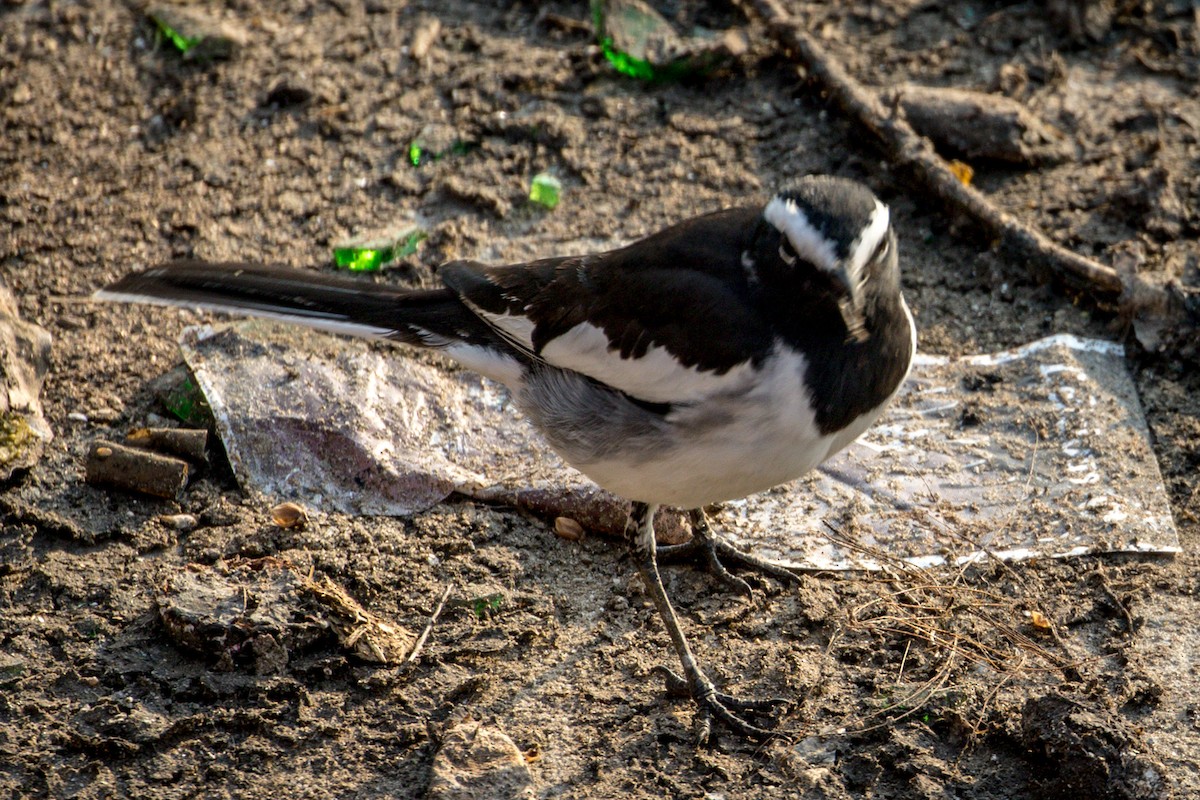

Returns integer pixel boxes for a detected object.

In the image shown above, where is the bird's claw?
[653,666,793,745]
[658,538,754,596]
[658,527,801,596]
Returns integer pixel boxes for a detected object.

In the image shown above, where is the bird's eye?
[778,239,797,266]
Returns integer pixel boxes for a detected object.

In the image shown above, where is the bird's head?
[750,176,898,342]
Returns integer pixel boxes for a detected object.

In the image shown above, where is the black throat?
[773,281,914,436]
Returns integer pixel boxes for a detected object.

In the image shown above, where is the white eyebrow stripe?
[846,200,890,284]
[763,196,839,275]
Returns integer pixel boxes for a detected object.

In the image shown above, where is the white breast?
[565,346,850,508]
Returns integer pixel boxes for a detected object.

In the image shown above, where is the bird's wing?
[440,207,777,405]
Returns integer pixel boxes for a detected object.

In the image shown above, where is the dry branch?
[124,427,209,463]
[407,584,453,664]
[745,0,1132,302]
[85,440,189,499]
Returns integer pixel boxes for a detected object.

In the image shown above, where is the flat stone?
[427,721,535,800]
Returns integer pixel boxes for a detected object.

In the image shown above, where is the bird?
[97,175,916,743]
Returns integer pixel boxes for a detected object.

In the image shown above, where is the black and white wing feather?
[441,207,777,404]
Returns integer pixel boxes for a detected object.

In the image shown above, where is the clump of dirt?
[1019,694,1169,800]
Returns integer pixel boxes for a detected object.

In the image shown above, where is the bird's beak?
[833,264,868,343]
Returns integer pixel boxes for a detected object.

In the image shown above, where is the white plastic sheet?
[181,324,1178,569]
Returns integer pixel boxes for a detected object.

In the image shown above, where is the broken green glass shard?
[528,173,562,209]
[408,140,474,167]
[407,124,475,167]
[161,373,213,428]
[470,593,504,619]
[590,0,746,82]
[151,14,202,54]
[334,245,392,273]
[333,226,427,272]
[147,7,243,61]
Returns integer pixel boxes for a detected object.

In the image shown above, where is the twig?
[407,584,453,664]
[1090,566,1138,635]
[743,0,1129,302]
[851,650,959,734]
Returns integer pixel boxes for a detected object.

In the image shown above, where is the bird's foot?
[628,502,794,745]
[656,509,801,596]
[655,665,792,745]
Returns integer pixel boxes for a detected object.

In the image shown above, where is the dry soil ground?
[2,1,1199,798]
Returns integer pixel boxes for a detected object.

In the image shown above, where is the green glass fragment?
[152,16,202,54]
[407,138,474,168]
[598,42,658,81]
[334,246,392,272]
[528,173,562,209]
[395,228,427,258]
[162,375,212,428]
[333,227,427,272]
[147,7,239,61]
[470,593,504,618]
[590,0,732,83]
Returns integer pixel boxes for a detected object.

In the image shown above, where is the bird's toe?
[655,666,792,745]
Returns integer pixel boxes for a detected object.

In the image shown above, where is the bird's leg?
[627,502,789,744]
[656,508,802,596]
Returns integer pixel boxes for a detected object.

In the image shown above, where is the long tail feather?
[95,260,497,348]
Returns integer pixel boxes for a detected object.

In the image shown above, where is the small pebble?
[554,516,584,542]
[89,406,122,424]
[606,595,629,613]
[158,513,198,531]
[269,501,308,529]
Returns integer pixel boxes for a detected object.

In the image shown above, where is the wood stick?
[85,440,189,499]
[124,427,209,463]
[745,0,1126,300]
[407,584,452,664]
